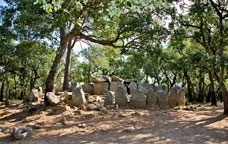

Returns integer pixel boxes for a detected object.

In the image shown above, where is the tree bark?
[209,71,217,106]
[209,0,228,114]
[30,67,40,91]
[5,72,9,105]
[184,70,193,102]
[45,27,67,105]
[63,39,77,91]
[198,74,204,103]
[220,81,228,114]
[0,81,4,102]
[62,42,72,91]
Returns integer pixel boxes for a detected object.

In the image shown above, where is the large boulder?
[178,88,186,107]
[157,90,169,109]
[28,89,39,102]
[93,82,108,95]
[81,83,94,95]
[111,76,124,82]
[146,90,157,107]
[129,90,146,108]
[104,91,115,106]
[72,87,87,108]
[168,86,180,108]
[46,92,60,106]
[90,76,106,83]
[124,79,137,83]
[115,86,128,107]
[90,75,111,83]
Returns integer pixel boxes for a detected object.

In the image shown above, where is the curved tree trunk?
[44,26,80,105]
[45,27,67,105]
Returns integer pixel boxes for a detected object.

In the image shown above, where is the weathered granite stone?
[46,92,60,106]
[129,90,146,108]
[157,90,169,109]
[72,87,87,108]
[115,86,128,107]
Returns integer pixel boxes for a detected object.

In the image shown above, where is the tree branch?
[209,0,223,19]
[181,23,201,29]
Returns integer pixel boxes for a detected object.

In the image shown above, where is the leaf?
[47,7,53,13]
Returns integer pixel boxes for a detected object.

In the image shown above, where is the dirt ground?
[0,101,228,144]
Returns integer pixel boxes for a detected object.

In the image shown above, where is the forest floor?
[0,100,228,144]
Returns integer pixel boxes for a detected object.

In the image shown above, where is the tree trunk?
[208,71,217,106]
[5,72,9,105]
[184,70,193,102]
[44,25,81,105]
[30,68,40,91]
[45,27,68,105]
[0,81,4,102]
[170,73,177,90]
[198,75,204,103]
[63,39,77,91]
[220,81,228,114]
[62,43,72,91]
[45,46,67,104]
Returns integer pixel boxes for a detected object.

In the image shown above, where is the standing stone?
[81,83,94,95]
[93,82,108,95]
[110,81,126,92]
[72,87,87,108]
[178,88,185,107]
[157,90,169,109]
[105,91,115,106]
[46,92,60,106]
[168,86,180,108]
[29,89,39,102]
[137,83,154,95]
[129,90,146,108]
[90,75,111,83]
[146,90,157,107]
[115,86,128,107]
[129,82,137,94]
[109,82,118,92]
